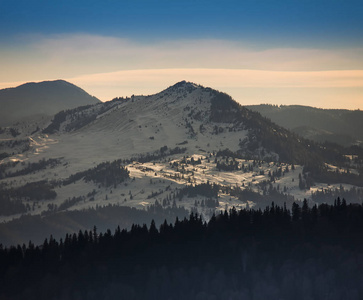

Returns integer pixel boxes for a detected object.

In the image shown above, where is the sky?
[1,0,363,109]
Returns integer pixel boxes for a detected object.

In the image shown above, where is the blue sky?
[1,0,363,108]
[2,0,362,46]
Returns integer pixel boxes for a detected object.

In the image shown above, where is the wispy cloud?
[67,68,363,109]
[30,35,363,70]
[70,68,363,89]
[1,34,363,82]
[1,34,363,109]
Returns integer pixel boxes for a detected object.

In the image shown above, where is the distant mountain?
[0,80,100,126]
[246,104,363,146]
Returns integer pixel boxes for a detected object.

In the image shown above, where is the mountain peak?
[166,80,201,92]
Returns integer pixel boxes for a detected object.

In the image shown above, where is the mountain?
[0,81,362,245]
[0,80,100,127]
[39,81,331,165]
[246,104,363,146]
[1,82,362,299]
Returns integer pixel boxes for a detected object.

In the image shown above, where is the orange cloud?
[69,68,363,93]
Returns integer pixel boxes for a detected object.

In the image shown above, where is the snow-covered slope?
[0,81,362,245]
[42,81,246,162]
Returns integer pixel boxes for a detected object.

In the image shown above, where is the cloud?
[70,67,363,90]
[33,35,363,70]
[67,68,363,109]
[1,34,363,84]
[1,34,363,109]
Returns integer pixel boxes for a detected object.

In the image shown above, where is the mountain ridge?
[38,80,358,169]
[246,104,363,146]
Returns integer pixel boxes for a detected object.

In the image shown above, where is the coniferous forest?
[1,199,363,300]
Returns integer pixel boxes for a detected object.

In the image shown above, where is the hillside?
[0,81,362,245]
[246,104,363,146]
[0,80,100,126]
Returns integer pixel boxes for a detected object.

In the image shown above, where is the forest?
[1,199,363,300]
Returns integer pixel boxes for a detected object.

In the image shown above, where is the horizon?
[1,1,363,109]
[1,77,362,111]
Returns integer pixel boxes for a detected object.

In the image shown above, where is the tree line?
[1,199,363,299]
